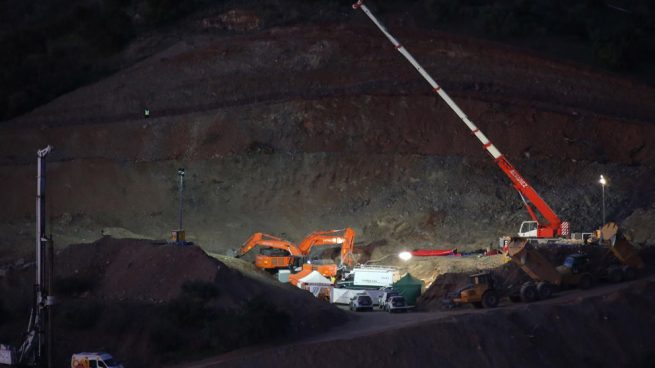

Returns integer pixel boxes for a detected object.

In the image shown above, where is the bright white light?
[599,175,607,186]
[398,251,412,261]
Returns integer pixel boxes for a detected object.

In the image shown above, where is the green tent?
[393,273,424,306]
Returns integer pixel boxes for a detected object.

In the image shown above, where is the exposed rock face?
[1,25,654,256]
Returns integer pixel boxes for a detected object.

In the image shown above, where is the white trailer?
[351,266,400,288]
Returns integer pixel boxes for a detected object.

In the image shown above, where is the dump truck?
[597,222,644,282]
[508,222,643,291]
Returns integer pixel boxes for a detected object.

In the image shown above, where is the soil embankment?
[0,238,347,366]
[1,24,655,259]
[180,278,655,368]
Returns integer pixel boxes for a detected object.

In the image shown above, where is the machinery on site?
[235,228,357,283]
[233,233,302,271]
[448,272,502,309]
[353,1,577,240]
[447,222,643,309]
[508,222,643,290]
[297,228,357,277]
[0,146,55,367]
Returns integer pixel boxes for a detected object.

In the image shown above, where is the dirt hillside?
[2,21,655,262]
[0,237,347,366]
[182,278,655,368]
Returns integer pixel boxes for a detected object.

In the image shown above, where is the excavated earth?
[0,237,347,366]
[180,278,655,368]
[1,19,655,262]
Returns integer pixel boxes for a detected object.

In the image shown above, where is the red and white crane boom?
[352,1,569,238]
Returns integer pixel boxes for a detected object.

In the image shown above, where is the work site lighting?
[398,251,412,261]
[599,175,607,225]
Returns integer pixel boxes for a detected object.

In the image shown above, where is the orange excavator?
[291,228,357,280]
[234,233,303,271]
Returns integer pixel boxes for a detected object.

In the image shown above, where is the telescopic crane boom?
[352,1,569,238]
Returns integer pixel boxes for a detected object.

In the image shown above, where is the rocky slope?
[1,20,655,258]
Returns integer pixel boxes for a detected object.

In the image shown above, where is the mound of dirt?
[623,208,655,247]
[56,236,346,321]
[200,279,655,368]
[0,237,349,366]
[57,237,218,302]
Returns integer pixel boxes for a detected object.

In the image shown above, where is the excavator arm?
[236,233,301,258]
[353,1,567,238]
[298,228,357,268]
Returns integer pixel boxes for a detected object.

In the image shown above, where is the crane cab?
[518,221,538,238]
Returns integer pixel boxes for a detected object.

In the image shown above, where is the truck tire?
[578,274,593,289]
[622,266,637,281]
[608,267,623,283]
[536,282,553,300]
[520,282,537,303]
[481,290,500,308]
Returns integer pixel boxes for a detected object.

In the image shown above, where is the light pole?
[177,168,185,245]
[599,175,607,226]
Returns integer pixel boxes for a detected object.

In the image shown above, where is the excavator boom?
[236,233,301,257]
[353,1,567,238]
[297,228,357,275]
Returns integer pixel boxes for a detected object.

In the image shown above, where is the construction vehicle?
[353,1,576,240]
[233,233,302,271]
[449,272,501,309]
[71,352,123,368]
[508,222,643,290]
[597,222,644,282]
[508,238,594,292]
[450,222,643,309]
[0,146,56,367]
[297,228,357,278]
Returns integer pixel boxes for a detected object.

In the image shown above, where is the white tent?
[297,271,333,297]
[297,271,332,288]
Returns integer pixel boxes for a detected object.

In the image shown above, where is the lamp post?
[176,168,185,245]
[599,175,607,226]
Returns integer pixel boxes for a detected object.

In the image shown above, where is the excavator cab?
[452,272,499,309]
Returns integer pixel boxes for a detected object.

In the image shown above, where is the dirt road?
[175,275,655,368]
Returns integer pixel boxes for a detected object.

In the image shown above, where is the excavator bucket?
[600,223,644,270]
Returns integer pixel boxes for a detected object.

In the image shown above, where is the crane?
[352,1,570,239]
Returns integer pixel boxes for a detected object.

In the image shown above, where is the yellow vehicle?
[451,272,500,309]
